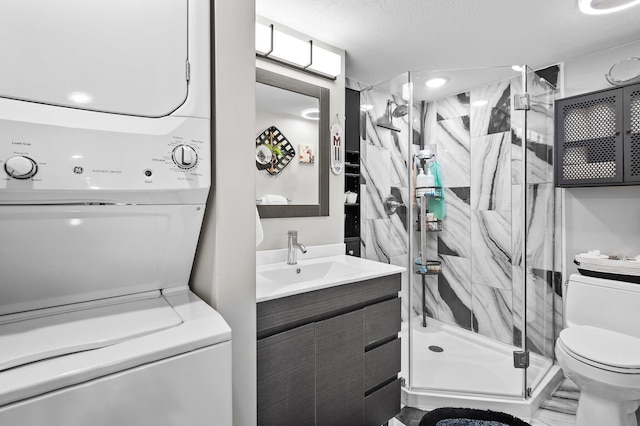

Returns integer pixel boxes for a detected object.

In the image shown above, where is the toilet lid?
[559,326,640,370]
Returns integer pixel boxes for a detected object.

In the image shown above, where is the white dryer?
[0,1,231,425]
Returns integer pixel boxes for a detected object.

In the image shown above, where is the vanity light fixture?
[579,0,640,14]
[301,108,320,120]
[425,77,447,88]
[255,21,342,80]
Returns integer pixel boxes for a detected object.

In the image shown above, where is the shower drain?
[428,345,444,353]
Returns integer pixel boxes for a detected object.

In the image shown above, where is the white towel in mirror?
[260,194,288,205]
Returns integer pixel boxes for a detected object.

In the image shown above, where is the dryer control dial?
[172,145,198,169]
[5,156,38,179]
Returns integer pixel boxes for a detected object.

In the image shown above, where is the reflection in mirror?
[255,68,329,218]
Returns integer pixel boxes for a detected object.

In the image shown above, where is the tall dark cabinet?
[555,82,640,186]
[345,88,361,256]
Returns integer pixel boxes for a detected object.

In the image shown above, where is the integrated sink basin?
[256,254,405,302]
[258,260,361,286]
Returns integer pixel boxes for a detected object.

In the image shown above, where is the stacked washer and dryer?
[0,1,232,425]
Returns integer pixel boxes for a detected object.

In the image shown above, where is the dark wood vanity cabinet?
[555,82,640,186]
[257,274,402,426]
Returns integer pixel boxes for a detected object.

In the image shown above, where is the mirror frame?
[256,68,330,218]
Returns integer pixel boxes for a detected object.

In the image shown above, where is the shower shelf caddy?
[416,188,443,327]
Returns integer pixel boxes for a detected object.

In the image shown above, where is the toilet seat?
[558,326,640,373]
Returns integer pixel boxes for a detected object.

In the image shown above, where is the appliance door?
[0,342,233,426]
[0,204,204,315]
[0,0,188,117]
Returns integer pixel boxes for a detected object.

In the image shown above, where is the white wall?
[256,48,346,250]
[190,1,256,425]
[561,38,640,278]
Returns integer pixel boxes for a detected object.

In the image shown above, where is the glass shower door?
[408,66,531,399]
[520,65,559,397]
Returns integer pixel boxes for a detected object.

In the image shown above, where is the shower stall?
[355,65,563,416]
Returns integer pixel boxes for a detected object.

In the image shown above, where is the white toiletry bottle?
[416,168,428,199]
[424,168,435,195]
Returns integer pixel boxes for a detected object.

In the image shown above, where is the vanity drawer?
[365,337,400,392]
[364,378,401,426]
[364,298,401,347]
[257,273,400,338]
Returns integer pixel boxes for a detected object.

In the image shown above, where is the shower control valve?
[4,155,38,179]
[171,144,198,169]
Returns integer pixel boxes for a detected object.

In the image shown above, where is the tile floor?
[392,377,579,426]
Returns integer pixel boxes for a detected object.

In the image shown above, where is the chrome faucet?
[287,230,307,265]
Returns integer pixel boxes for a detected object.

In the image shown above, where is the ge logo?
[73,166,83,174]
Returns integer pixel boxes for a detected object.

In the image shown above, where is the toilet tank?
[565,273,640,339]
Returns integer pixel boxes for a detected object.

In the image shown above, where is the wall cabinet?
[555,82,640,187]
[257,274,401,426]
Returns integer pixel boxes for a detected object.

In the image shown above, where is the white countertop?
[256,254,405,303]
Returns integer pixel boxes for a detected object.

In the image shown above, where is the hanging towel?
[429,161,446,220]
[255,206,264,247]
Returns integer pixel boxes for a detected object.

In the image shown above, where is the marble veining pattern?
[471,210,512,290]
[437,187,471,258]
[436,117,471,188]
[470,131,512,211]
[470,80,511,138]
[471,284,513,345]
[436,92,470,121]
[362,144,390,220]
[437,255,473,330]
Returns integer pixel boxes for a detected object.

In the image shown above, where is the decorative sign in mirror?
[255,68,329,218]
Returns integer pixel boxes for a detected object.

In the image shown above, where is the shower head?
[392,104,408,117]
[376,100,401,132]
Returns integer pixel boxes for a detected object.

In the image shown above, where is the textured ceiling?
[256,0,640,86]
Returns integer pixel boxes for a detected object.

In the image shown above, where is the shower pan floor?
[409,316,551,397]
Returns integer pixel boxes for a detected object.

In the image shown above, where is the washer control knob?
[172,145,198,169]
[5,156,38,179]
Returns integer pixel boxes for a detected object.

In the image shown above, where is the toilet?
[556,274,640,426]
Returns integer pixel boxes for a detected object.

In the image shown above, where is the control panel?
[0,115,210,204]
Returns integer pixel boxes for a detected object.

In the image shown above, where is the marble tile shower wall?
[359,87,412,322]
[355,75,561,358]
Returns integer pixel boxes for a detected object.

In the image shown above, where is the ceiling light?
[471,100,489,107]
[255,18,342,79]
[68,91,93,105]
[578,0,640,13]
[579,0,640,14]
[302,108,320,120]
[425,78,447,88]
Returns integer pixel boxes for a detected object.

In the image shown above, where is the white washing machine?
[0,1,232,425]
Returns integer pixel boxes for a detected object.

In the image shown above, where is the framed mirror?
[255,68,330,218]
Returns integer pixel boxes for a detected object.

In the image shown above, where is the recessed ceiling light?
[301,108,320,120]
[471,100,489,107]
[426,77,448,88]
[579,0,640,14]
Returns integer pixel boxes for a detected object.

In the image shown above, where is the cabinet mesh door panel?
[626,87,640,182]
[560,93,622,184]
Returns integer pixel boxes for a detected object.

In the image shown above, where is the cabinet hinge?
[513,350,530,369]
[513,93,530,111]
[186,59,191,82]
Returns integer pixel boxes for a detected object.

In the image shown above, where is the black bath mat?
[419,407,530,426]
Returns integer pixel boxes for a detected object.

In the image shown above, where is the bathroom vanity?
[256,250,403,426]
